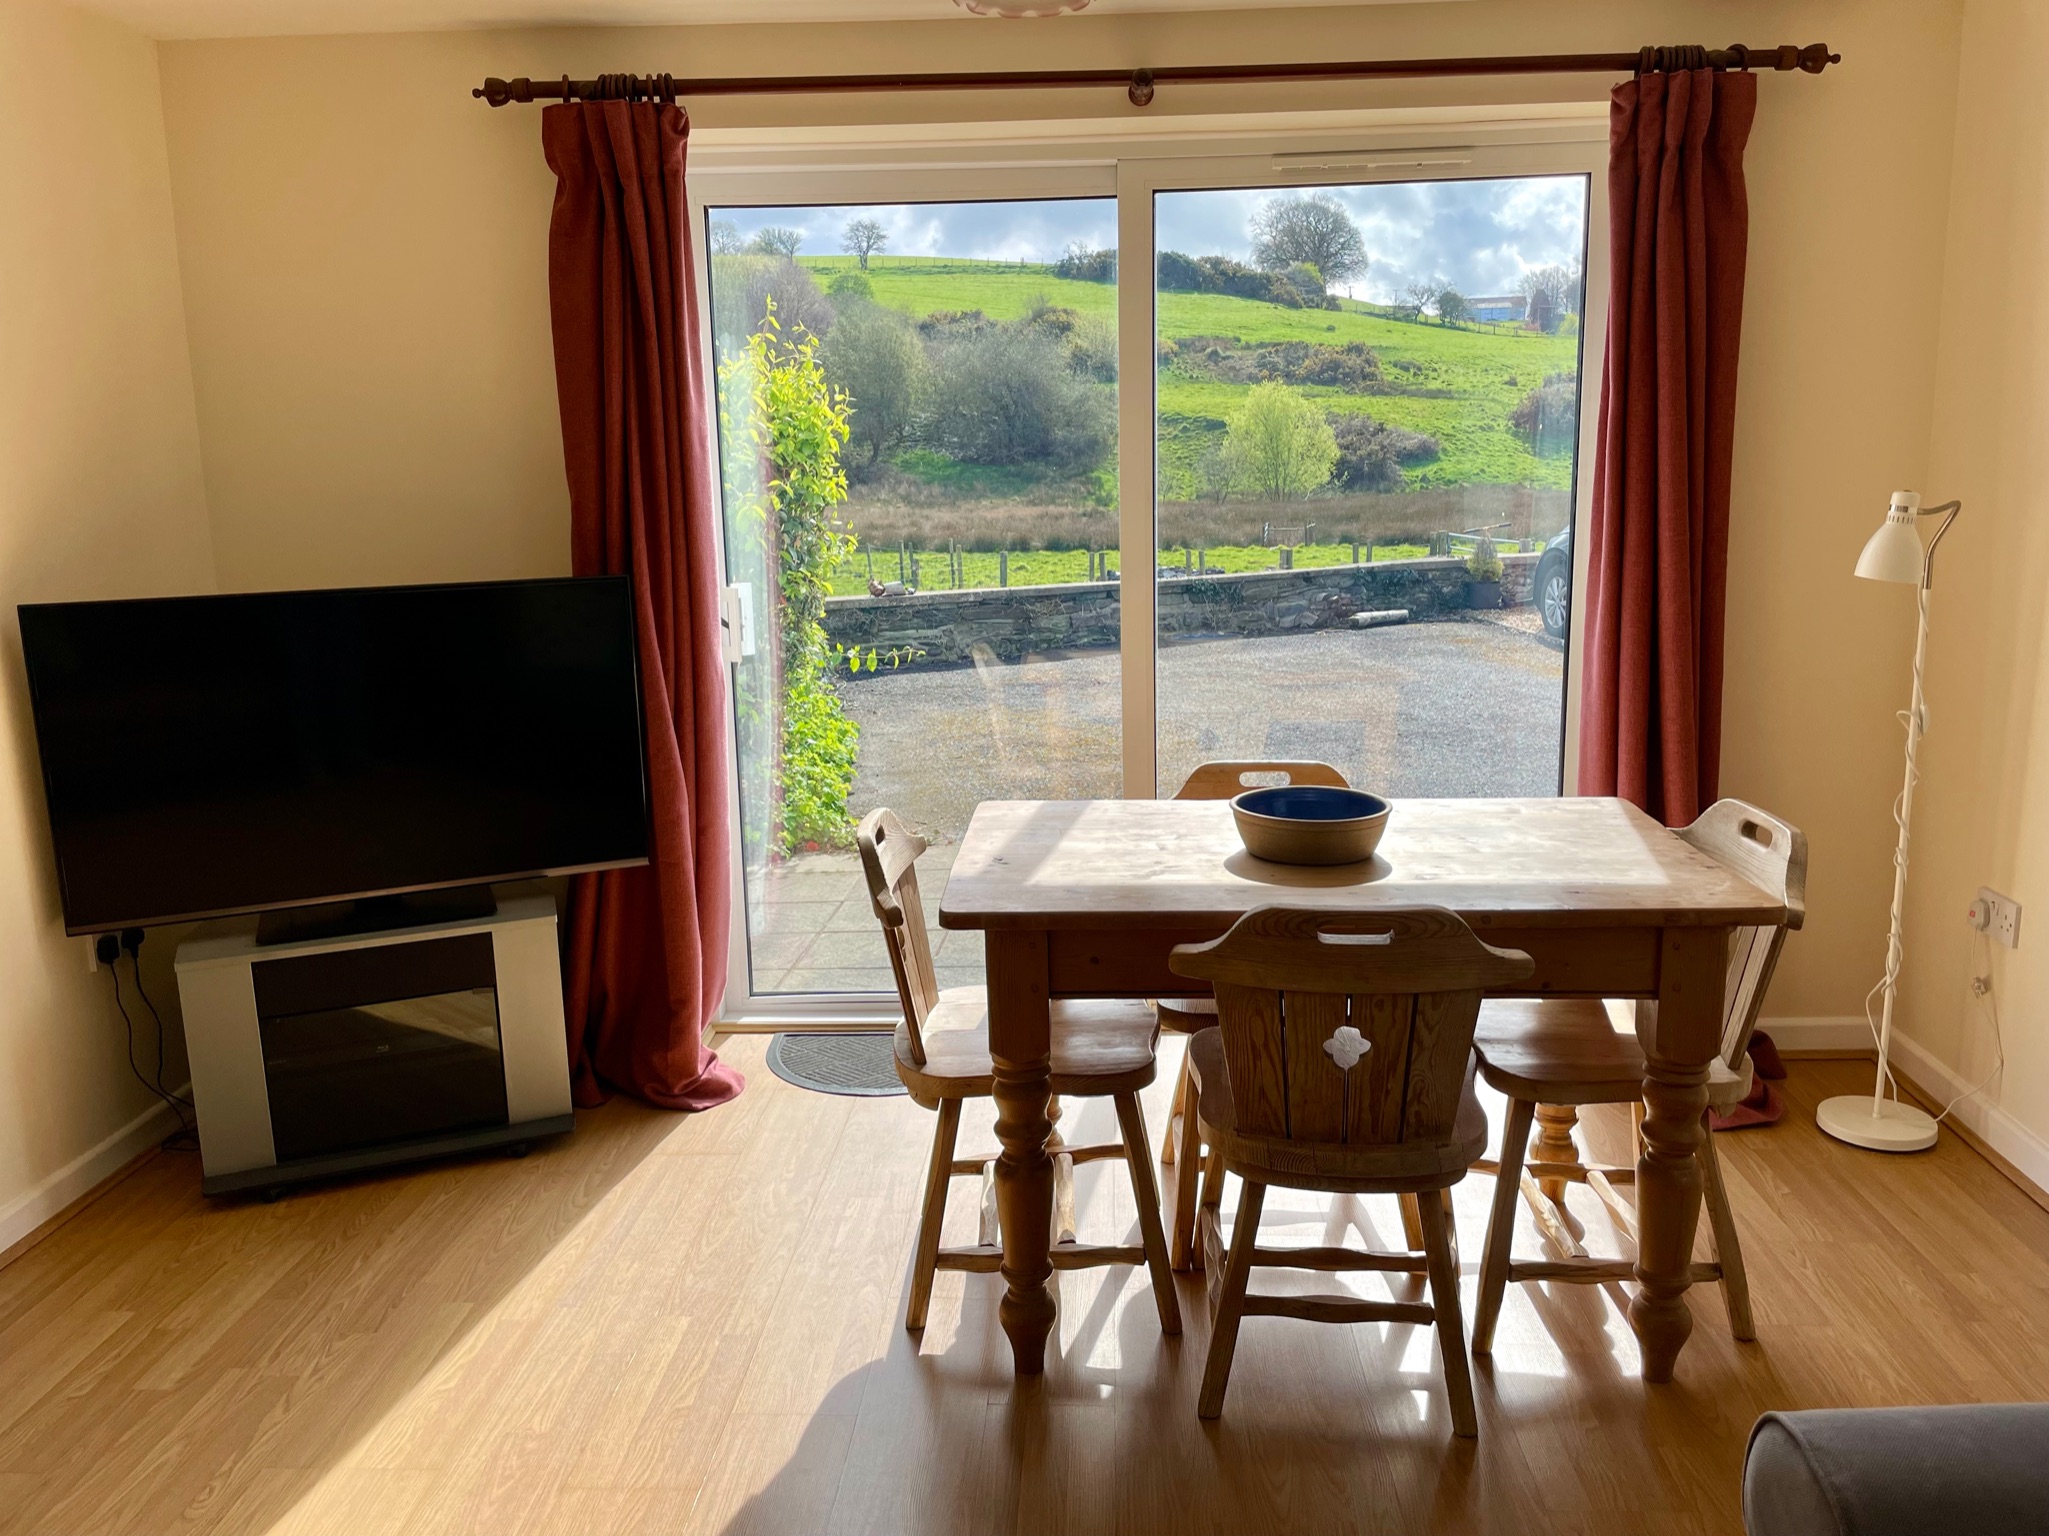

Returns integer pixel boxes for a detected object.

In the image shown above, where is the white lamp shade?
[1855,491,1926,584]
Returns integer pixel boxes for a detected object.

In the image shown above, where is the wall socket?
[1970,887,2023,949]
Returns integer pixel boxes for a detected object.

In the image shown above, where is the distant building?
[1467,294,1528,325]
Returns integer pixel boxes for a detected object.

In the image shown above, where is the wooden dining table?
[938,795,1788,1385]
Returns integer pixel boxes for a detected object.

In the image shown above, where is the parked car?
[1534,526,1571,639]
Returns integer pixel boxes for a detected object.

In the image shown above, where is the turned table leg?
[1631,928,1728,1384]
[1532,1103,1581,1204]
[987,929,1056,1375]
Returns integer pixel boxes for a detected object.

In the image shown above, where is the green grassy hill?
[799,254,1583,495]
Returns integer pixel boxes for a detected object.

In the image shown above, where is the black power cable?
[104,936,197,1151]
[120,930,193,1112]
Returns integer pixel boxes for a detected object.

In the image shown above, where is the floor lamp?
[1817,490,1961,1153]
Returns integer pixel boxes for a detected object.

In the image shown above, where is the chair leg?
[1398,1193,1425,1252]
[1162,1053,1189,1166]
[1197,1179,1265,1420]
[907,1098,962,1332]
[1697,1112,1755,1342]
[1532,1103,1581,1203]
[1473,1096,1536,1355]
[1194,1140,1228,1273]
[1114,1091,1183,1336]
[1417,1186,1478,1440]
[1171,1078,1204,1271]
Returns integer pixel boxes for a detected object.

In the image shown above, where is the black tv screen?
[19,577,650,934]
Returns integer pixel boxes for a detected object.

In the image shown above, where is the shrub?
[1510,372,1581,456]
[1053,242,1117,283]
[1154,252,1334,308]
[1328,413,1441,492]
[719,307,859,853]
[920,322,1114,472]
[1065,315,1118,384]
[826,269,875,305]
[1221,381,1339,501]
[1466,534,1503,583]
[822,300,924,470]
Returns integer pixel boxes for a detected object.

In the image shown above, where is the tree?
[1434,286,1470,326]
[821,301,924,469]
[749,225,804,259]
[1249,192,1368,289]
[708,219,743,255]
[1222,381,1339,501]
[921,321,1113,473]
[1515,263,1579,332]
[1399,279,1440,322]
[841,217,888,270]
[711,255,833,344]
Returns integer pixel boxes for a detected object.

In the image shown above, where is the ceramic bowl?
[1230,785,1392,866]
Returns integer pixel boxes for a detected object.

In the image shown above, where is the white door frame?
[691,117,1610,1029]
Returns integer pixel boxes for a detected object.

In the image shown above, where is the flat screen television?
[18,577,650,935]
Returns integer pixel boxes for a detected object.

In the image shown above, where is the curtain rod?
[474,44,1839,111]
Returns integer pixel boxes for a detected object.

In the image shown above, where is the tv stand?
[256,885,498,946]
[178,895,573,1196]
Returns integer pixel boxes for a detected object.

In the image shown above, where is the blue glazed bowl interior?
[1234,786,1390,822]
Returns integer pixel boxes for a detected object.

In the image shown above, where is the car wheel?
[1538,561,1570,639]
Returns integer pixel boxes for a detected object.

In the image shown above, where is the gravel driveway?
[843,617,1565,842]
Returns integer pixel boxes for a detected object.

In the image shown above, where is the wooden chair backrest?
[856,807,939,1066]
[1171,907,1534,1146]
[1174,760,1348,801]
[1677,800,1809,1073]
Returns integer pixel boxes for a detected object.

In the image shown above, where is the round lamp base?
[1816,1094,1938,1152]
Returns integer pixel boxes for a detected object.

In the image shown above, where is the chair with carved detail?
[1171,905,1534,1429]
[857,807,1180,1338]
[1469,799,1807,1354]
[1157,760,1349,1270]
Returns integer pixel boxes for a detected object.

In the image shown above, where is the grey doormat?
[765,1032,906,1097]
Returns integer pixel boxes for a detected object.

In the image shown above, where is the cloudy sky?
[709,174,1588,303]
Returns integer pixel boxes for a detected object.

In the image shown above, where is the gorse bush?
[1510,372,1580,456]
[1053,242,1116,283]
[1156,251,1339,310]
[720,304,860,853]
[1328,413,1441,492]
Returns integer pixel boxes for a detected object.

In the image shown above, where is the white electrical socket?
[1969,887,2023,949]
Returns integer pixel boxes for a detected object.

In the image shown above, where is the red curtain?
[1577,65,1756,826]
[543,99,743,1111]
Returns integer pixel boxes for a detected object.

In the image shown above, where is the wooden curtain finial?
[1128,69,1155,107]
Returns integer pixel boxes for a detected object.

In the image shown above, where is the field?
[797,253,1584,498]
[833,539,1442,598]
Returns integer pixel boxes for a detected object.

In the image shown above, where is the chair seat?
[893,986,1160,1104]
[1154,995,1217,1033]
[1188,1027,1488,1193]
[1473,999,1753,1109]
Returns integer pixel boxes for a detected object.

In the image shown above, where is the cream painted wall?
[1892,0,2049,1153]
[155,0,1963,1027]
[0,1,215,1239]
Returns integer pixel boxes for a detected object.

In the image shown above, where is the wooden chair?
[1469,800,1808,1353]
[857,808,1180,1338]
[1171,906,1536,1429]
[1157,760,1349,1271]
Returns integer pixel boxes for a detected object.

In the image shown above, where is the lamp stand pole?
[1818,500,1960,1153]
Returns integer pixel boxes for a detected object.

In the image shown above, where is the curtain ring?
[1724,43,1750,72]
[1636,45,1659,77]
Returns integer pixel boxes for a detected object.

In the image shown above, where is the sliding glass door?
[1149,172,1590,799]
[696,135,1605,1019]
[706,191,1120,1001]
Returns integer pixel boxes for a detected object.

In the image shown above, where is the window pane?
[1153,176,1589,800]
[708,199,1119,997]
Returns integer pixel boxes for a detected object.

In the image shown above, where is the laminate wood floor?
[2,1044,2045,1536]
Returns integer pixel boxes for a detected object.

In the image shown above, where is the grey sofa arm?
[1745,1406,2049,1536]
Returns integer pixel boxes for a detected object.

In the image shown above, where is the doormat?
[765,1032,906,1098]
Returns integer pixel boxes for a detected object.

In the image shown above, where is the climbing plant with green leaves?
[720,303,859,853]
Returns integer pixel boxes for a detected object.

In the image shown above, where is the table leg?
[986,929,1056,1375]
[1631,927,1728,1383]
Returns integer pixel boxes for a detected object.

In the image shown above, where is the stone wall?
[826,551,1540,669]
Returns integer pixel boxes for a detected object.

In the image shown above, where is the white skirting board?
[1764,1015,2049,1196]
[0,1092,185,1259]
